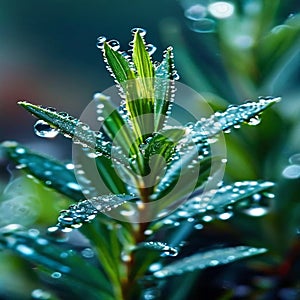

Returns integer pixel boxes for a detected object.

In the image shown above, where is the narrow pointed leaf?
[153,246,267,278]
[154,47,176,130]
[1,141,84,201]
[153,180,274,230]
[17,102,130,165]
[132,32,154,79]
[135,241,178,257]
[103,42,135,84]
[191,97,281,144]
[56,194,137,231]
[0,227,113,295]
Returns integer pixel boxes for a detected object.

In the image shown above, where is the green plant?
[0,28,280,300]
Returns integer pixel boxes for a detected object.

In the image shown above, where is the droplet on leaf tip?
[34,120,59,138]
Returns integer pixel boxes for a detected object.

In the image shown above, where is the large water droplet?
[51,271,62,279]
[31,289,52,300]
[145,44,157,56]
[247,115,261,126]
[289,153,300,165]
[96,36,106,49]
[34,120,59,138]
[184,4,207,20]
[189,18,216,33]
[282,164,300,179]
[107,39,120,51]
[244,207,268,217]
[131,27,147,36]
[208,1,235,19]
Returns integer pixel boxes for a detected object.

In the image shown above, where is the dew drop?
[34,120,59,138]
[247,115,261,126]
[189,18,216,33]
[107,39,120,51]
[81,247,95,258]
[131,27,147,36]
[208,1,235,19]
[282,164,300,179]
[51,271,62,279]
[244,207,268,217]
[144,229,153,236]
[184,4,207,20]
[149,262,162,272]
[31,289,51,300]
[289,153,300,165]
[194,223,203,230]
[145,44,157,55]
[202,215,213,222]
[96,36,106,49]
[218,211,233,220]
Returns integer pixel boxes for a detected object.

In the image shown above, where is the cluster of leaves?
[0,27,281,300]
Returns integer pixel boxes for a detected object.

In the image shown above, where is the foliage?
[1,1,300,299]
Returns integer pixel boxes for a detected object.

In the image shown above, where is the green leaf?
[135,241,178,257]
[154,47,176,131]
[0,225,113,297]
[132,32,154,79]
[153,180,274,229]
[1,141,84,201]
[93,93,144,170]
[191,97,281,144]
[257,14,300,81]
[152,246,267,278]
[103,42,135,84]
[17,101,129,165]
[56,194,137,231]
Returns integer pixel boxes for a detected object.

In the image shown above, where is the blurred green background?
[1,0,300,299]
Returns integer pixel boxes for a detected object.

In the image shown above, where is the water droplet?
[65,163,75,170]
[218,211,233,220]
[31,289,51,300]
[81,247,94,258]
[282,164,300,179]
[131,27,147,36]
[144,229,153,236]
[244,207,268,217]
[51,271,62,279]
[189,18,216,33]
[145,44,157,55]
[34,120,59,138]
[66,182,82,191]
[208,1,235,19]
[149,262,162,272]
[15,147,26,154]
[202,215,213,222]
[289,153,300,165]
[107,39,120,51]
[16,244,34,256]
[121,252,131,262]
[194,223,203,230]
[184,4,207,20]
[247,115,261,126]
[96,36,106,49]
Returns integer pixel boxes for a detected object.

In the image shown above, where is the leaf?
[191,97,281,144]
[257,14,300,80]
[17,102,130,167]
[56,194,137,231]
[93,93,144,170]
[152,246,267,278]
[1,141,84,201]
[0,225,113,297]
[103,42,136,84]
[132,31,154,79]
[154,47,176,131]
[154,180,274,228]
[135,241,178,257]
